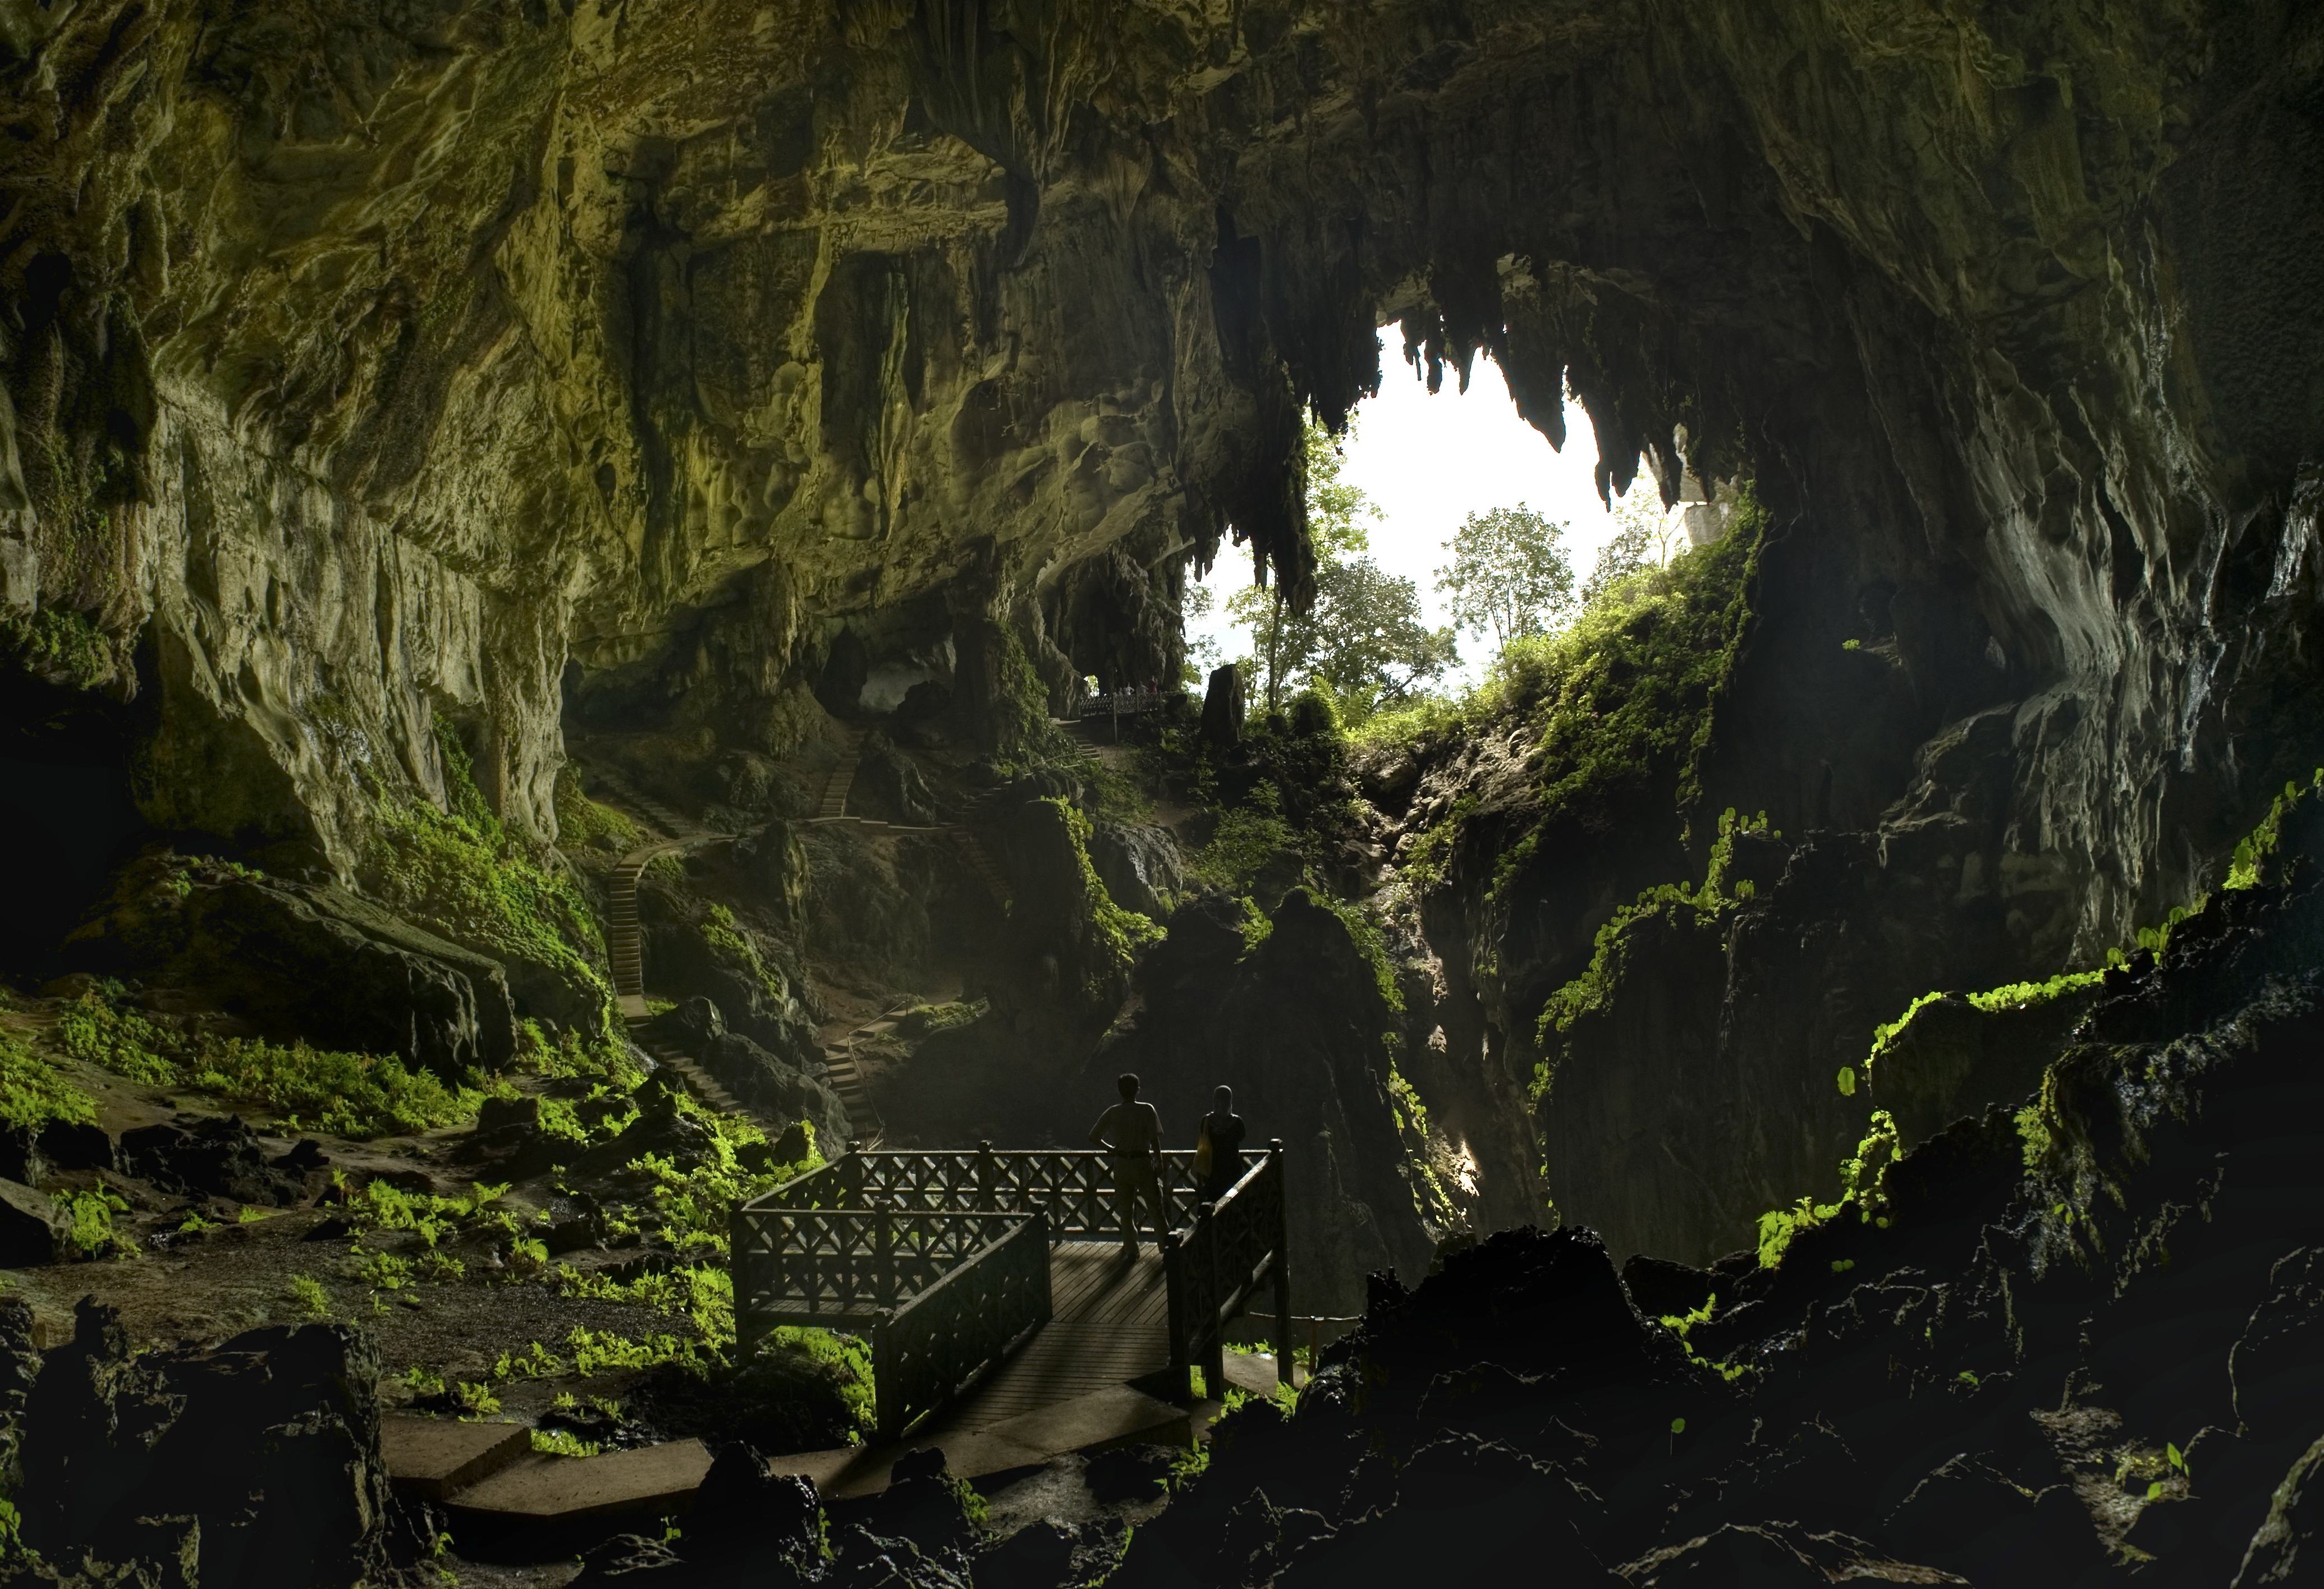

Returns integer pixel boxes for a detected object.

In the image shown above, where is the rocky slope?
[1110,835,2324,1588]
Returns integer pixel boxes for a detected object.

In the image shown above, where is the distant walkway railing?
[1065,686,1166,721]
[732,1144,1290,1435]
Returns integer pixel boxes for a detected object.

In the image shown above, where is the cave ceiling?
[0,0,2317,906]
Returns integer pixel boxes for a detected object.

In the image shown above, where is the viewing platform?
[732,1143,1291,1441]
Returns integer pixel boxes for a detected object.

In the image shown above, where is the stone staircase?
[625,1016,760,1124]
[815,728,869,819]
[581,734,1019,1149]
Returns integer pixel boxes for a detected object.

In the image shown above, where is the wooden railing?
[730,1141,1291,1435]
[1165,1141,1291,1395]
[875,1214,1052,1439]
[751,1146,1212,1240]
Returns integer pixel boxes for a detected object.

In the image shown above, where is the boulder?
[67,857,520,1078]
[13,1301,397,1588]
[0,1179,68,1267]
[121,1114,308,1205]
[1088,823,1183,920]
[852,734,940,825]
[1199,664,1245,749]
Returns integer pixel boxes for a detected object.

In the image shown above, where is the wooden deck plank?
[924,1243,1170,1436]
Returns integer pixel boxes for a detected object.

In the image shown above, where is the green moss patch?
[56,990,484,1140]
[0,1029,101,1133]
[0,606,122,693]
[361,723,611,1025]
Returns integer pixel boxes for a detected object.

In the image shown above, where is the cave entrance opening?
[1186,329,1685,713]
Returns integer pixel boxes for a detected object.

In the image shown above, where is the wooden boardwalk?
[922,1243,1170,1433]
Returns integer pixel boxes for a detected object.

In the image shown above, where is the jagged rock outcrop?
[4,0,2309,909]
[3,1301,401,1589]
[1096,888,1436,1310]
[1111,849,2324,1585]
[63,853,519,1077]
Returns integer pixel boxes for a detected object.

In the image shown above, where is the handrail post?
[979,1140,996,1214]
[1268,1138,1292,1388]
[730,1204,754,1358]
[1203,1203,1226,1398]
[1161,1227,1191,1402]
[874,1198,896,1311]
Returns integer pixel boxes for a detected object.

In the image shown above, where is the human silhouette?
[1089,1071,1163,1256]
[1197,1085,1248,1204]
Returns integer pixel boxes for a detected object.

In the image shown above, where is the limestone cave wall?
[5,0,2322,1266]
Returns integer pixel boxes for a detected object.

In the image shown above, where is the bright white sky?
[1189,329,1677,690]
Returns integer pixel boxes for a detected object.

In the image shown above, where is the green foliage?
[60,1187,132,1258]
[1582,490,1688,608]
[528,1021,647,1094]
[361,722,611,1024]
[1318,894,1403,1018]
[2225,770,2322,890]
[699,903,803,1017]
[1498,494,1763,851]
[1224,417,1456,719]
[288,1274,333,1319]
[57,992,484,1140]
[1966,972,2106,1014]
[1533,809,1773,1089]
[1752,1110,1901,1269]
[530,1428,602,1459]
[0,1030,99,1132]
[1863,991,1947,1077]
[1190,784,1298,893]
[553,767,641,852]
[1864,971,2108,1083]
[1436,503,1576,647]
[0,606,119,692]
[1044,800,1165,975]
[1371,492,1763,902]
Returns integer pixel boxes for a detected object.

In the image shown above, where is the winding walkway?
[588,732,1011,1147]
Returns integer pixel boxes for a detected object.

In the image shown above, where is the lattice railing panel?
[732,1207,1034,1335]
[748,1150,1207,1243]
[874,1214,1052,1439]
[1165,1154,1285,1374]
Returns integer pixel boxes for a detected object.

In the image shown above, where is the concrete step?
[383,1417,533,1503]
[772,1383,1191,1502]
[444,1439,713,1528]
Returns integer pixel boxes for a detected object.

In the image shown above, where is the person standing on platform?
[1195,1085,1248,1204]
[1089,1072,1164,1257]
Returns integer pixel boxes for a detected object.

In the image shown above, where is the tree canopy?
[1436,504,1576,649]
[1226,420,1457,724]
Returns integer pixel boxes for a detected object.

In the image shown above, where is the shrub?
[1190,785,1299,894]
[0,1031,99,1132]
